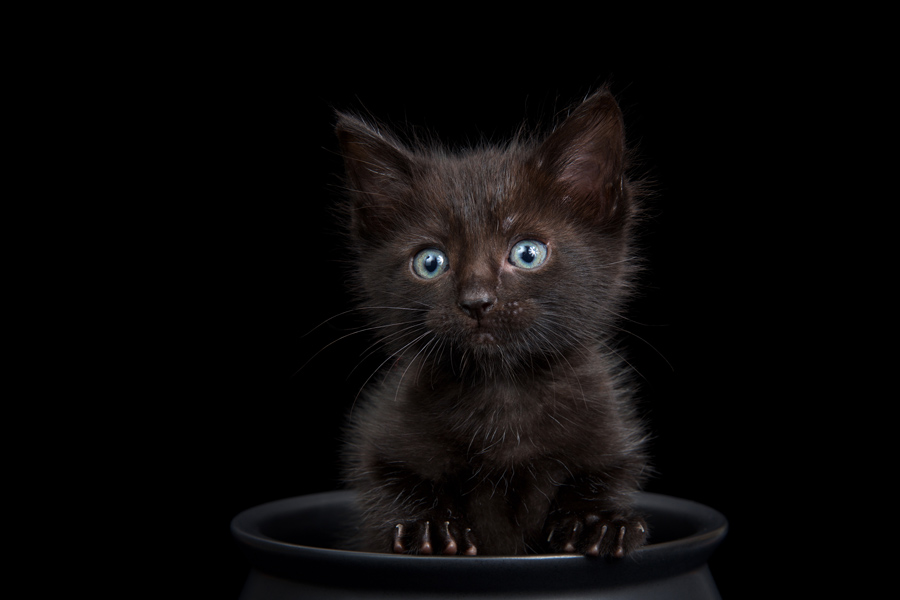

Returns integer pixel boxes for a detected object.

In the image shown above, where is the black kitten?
[336,88,650,558]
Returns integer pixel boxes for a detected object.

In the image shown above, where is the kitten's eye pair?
[412,240,548,279]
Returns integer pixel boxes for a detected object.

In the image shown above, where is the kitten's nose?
[459,295,495,321]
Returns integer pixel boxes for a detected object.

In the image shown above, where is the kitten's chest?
[435,381,581,464]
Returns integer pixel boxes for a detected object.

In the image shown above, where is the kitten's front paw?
[546,510,647,558]
[390,518,478,556]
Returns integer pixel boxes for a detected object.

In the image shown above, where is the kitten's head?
[335,89,641,377]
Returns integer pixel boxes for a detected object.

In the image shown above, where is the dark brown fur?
[336,89,650,557]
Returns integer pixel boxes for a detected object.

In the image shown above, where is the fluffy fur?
[336,88,651,557]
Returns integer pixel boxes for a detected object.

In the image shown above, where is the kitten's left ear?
[537,89,629,225]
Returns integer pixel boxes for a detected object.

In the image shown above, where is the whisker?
[534,310,651,382]
[529,323,587,409]
[350,329,432,417]
[379,290,435,310]
[348,322,428,378]
[294,318,425,376]
[347,326,424,378]
[604,322,674,373]
[396,334,438,400]
[415,333,445,388]
[541,298,673,373]
[301,305,429,338]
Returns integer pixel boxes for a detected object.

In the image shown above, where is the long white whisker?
[348,322,428,378]
[604,322,674,372]
[396,334,439,400]
[391,331,435,402]
[529,323,587,409]
[534,310,650,382]
[379,290,435,310]
[295,318,425,376]
[414,334,445,388]
[350,329,433,416]
[302,305,428,336]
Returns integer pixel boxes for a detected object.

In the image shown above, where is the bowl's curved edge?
[231,490,728,594]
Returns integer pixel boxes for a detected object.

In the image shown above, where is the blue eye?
[509,240,548,269]
[412,248,449,279]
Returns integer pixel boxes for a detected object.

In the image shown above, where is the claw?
[462,528,478,555]
[563,519,581,553]
[586,524,608,556]
[419,520,433,554]
[613,525,626,559]
[392,523,405,553]
[439,521,458,555]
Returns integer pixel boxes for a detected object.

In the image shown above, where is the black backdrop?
[146,44,822,598]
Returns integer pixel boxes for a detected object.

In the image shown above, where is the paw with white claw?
[546,510,647,558]
[390,518,478,556]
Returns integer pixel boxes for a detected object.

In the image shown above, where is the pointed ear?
[335,112,416,242]
[537,89,628,225]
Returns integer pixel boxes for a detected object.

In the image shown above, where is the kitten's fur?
[336,88,650,557]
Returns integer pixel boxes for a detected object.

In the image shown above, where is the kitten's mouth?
[469,330,498,345]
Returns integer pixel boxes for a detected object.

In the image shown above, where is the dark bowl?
[231,490,727,599]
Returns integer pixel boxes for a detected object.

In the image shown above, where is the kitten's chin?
[464,327,516,354]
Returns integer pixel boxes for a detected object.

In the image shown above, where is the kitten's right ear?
[335,112,415,242]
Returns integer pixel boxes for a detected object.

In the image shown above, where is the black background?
[123,33,845,598]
